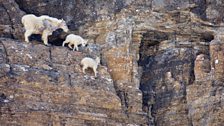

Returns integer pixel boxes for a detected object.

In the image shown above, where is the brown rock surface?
[0,38,148,125]
[0,0,224,126]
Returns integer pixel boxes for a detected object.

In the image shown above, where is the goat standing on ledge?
[81,57,100,77]
[62,34,88,51]
[21,14,69,45]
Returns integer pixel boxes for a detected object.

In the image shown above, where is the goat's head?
[82,39,88,47]
[58,19,69,32]
[95,57,101,65]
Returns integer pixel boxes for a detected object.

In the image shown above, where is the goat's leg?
[62,41,69,46]
[24,30,32,43]
[74,44,79,51]
[42,30,51,45]
[68,43,73,49]
[93,67,97,77]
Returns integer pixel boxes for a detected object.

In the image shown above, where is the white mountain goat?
[21,14,69,45]
[62,34,88,51]
[81,57,100,77]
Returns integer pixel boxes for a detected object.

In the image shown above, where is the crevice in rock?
[188,58,195,85]
[14,0,29,14]
[184,63,194,126]
[7,64,14,77]
[186,101,194,126]
[138,30,171,125]
[113,83,129,115]
[121,91,129,115]
[49,46,53,67]
[68,74,72,87]
[0,40,9,63]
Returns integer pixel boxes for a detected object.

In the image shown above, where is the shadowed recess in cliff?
[138,30,198,125]
[138,30,172,69]
[199,32,214,43]
[28,28,67,46]
[138,30,171,124]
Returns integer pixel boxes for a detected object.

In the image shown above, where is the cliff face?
[0,0,224,126]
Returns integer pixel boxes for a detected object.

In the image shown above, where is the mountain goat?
[81,57,100,77]
[62,34,88,51]
[21,14,69,45]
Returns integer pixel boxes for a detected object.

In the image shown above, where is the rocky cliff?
[0,0,224,126]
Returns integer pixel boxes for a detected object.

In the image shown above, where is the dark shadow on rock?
[28,28,68,46]
[48,28,67,46]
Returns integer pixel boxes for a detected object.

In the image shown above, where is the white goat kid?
[21,14,69,45]
[62,34,88,51]
[81,57,100,77]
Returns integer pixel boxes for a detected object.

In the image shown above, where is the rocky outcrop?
[0,38,148,125]
[0,0,25,39]
[0,0,224,126]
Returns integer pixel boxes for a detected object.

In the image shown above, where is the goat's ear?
[59,20,64,24]
[62,19,66,23]
[96,56,100,60]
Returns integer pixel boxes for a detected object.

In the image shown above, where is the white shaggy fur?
[21,14,69,45]
[62,34,88,51]
[81,57,100,77]
[40,15,68,32]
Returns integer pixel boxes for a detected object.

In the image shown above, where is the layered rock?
[0,38,148,125]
